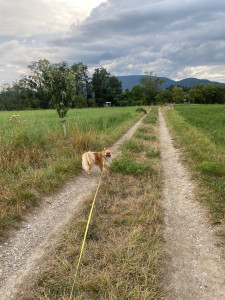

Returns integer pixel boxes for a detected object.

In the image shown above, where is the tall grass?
[21,108,163,300]
[164,105,225,226]
[0,107,146,238]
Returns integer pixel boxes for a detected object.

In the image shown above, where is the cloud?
[48,0,225,82]
[1,0,225,84]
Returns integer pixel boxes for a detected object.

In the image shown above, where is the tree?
[92,67,122,106]
[71,62,92,101]
[92,67,109,106]
[155,89,172,104]
[140,72,164,104]
[187,88,205,104]
[117,89,132,106]
[27,60,52,109]
[130,85,145,105]
[172,86,185,103]
[28,59,76,137]
[107,75,122,105]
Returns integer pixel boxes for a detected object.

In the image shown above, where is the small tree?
[28,59,76,137]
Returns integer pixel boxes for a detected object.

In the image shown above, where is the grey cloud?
[2,0,225,83]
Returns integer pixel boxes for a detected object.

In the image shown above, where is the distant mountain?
[117,75,224,91]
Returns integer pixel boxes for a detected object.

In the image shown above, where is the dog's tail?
[82,152,95,171]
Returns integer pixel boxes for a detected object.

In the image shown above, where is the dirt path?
[0,114,146,300]
[159,109,225,300]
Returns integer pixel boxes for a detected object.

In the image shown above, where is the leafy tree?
[172,86,185,103]
[140,72,164,104]
[71,62,92,101]
[107,75,122,105]
[130,85,145,105]
[28,59,76,137]
[92,67,122,106]
[0,79,40,110]
[73,94,87,108]
[92,67,109,106]
[189,88,205,104]
[155,89,172,104]
[117,89,131,106]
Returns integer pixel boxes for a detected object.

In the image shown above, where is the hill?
[117,75,224,91]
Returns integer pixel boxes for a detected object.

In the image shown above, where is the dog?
[82,148,112,178]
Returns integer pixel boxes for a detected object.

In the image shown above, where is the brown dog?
[82,148,111,178]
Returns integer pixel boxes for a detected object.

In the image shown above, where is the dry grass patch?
[21,108,163,300]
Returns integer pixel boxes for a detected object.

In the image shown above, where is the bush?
[136,107,147,114]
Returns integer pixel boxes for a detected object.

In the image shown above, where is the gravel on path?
[159,109,225,300]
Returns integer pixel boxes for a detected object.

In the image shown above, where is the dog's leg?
[99,161,103,172]
[87,164,93,178]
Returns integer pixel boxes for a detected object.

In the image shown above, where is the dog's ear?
[103,147,106,150]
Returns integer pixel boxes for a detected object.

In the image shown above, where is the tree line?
[1,60,225,112]
[121,80,225,105]
[0,60,123,111]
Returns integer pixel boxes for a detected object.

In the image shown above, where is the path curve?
[0,113,147,300]
[159,109,225,299]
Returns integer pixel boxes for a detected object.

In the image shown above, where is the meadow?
[174,105,225,147]
[0,107,146,238]
[164,105,225,227]
[22,108,163,300]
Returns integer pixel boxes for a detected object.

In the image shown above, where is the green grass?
[120,138,144,153]
[174,105,225,147]
[0,107,147,238]
[21,108,163,300]
[165,105,225,225]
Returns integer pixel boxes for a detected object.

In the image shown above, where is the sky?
[1,0,225,85]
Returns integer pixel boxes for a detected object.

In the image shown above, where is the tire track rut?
[159,109,225,300]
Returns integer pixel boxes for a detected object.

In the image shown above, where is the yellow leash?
[69,165,104,299]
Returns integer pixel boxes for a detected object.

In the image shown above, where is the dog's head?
[102,148,112,161]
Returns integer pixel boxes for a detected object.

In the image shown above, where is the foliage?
[172,86,185,103]
[136,107,147,113]
[187,83,225,104]
[140,72,164,104]
[71,62,92,100]
[28,60,75,119]
[92,67,122,106]
[155,89,172,104]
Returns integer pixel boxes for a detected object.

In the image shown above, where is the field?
[0,107,146,238]
[174,105,225,147]
[165,105,225,227]
[21,108,163,300]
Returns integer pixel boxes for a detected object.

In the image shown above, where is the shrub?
[136,107,147,114]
